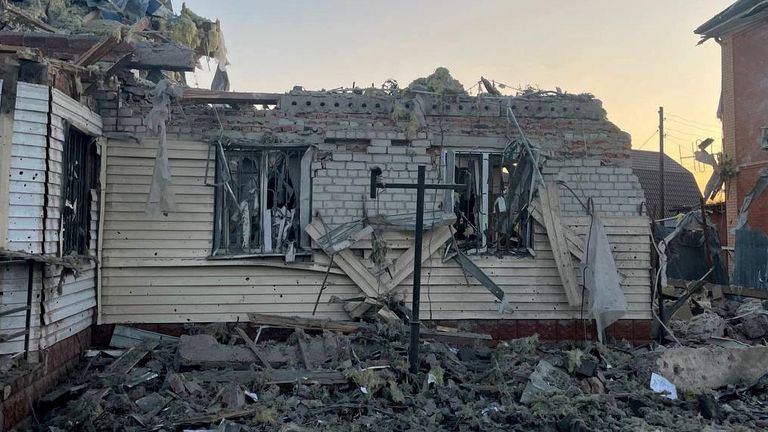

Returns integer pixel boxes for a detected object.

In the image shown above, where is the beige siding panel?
[39,91,101,349]
[6,83,49,254]
[100,139,652,324]
[0,262,41,354]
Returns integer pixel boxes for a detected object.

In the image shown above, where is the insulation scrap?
[145,79,183,215]
[407,67,467,96]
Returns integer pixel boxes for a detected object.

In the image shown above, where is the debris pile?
[26,316,768,431]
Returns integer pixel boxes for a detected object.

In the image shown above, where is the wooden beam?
[305,220,381,298]
[668,279,768,300]
[180,88,281,105]
[530,203,584,260]
[385,225,452,291]
[76,17,149,67]
[538,182,581,306]
[234,327,273,370]
[247,313,364,333]
[2,0,60,33]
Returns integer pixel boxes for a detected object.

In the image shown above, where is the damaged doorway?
[212,146,311,257]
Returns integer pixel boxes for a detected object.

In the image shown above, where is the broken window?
[212,145,312,257]
[447,151,532,254]
[61,125,100,256]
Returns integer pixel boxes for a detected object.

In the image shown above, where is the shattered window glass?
[452,153,529,254]
[213,146,305,256]
[61,126,100,256]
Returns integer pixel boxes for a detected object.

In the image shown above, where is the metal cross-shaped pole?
[370,165,466,373]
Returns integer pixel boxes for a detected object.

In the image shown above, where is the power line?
[667,112,721,129]
[665,117,721,134]
[636,129,658,149]
[665,128,708,138]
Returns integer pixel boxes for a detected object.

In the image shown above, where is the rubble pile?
[22,317,768,431]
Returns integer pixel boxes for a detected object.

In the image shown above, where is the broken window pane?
[61,126,100,256]
[451,151,531,255]
[213,146,305,256]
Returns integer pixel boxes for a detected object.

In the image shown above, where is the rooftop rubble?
[16,290,768,432]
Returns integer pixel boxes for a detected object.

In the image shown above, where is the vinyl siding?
[100,138,652,324]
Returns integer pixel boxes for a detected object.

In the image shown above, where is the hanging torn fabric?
[145,79,183,215]
[581,213,628,343]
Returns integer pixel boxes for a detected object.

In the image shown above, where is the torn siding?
[7,82,48,254]
[39,89,102,349]
[0,82,102,354]
[99,136,652,323]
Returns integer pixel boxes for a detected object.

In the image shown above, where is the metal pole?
[409,165,426,373]
[659,107,665,219]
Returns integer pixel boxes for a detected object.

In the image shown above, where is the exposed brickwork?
[434,319,652,346]
[94,85,644,227]
[0,328,91,430]
[723,25,768,237]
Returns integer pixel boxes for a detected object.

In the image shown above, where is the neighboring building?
[697,1,768,288]
[630,149,702,219]
[696,0,768,243]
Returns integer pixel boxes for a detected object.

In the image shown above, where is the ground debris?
[25,316,768,432]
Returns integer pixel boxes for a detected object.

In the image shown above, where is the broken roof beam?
[76,17,149,67]
[0,33,196,71]
[180,88,281,105]
[127,41,196,71]
[1,1,60,33]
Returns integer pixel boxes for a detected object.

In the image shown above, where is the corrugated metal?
[100,138,652,323]
[6,82,48,254]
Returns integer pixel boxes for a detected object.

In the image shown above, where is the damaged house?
[0,1,658,429]
[696,0,768,289]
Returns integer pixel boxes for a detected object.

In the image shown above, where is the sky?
[184,0,730,191]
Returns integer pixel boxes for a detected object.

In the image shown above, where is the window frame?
[60,123,100,257]
[210,144,312,258]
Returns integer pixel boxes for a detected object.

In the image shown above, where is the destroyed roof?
[695,0,768,41]
[631,150,702,217]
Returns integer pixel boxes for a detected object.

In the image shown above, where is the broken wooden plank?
[173,408,259,427]
[452,252,507,304]
[530,203,584,260]
[180,88,281,105]
[294,329,313,370]
[266,370,347,385]
[420,328,493,341]
[386,225,453,290]
[247,313,363,333]
[105,343,155,375]
[668,279,768,300]
[234,327,273,370]
[127,41,196,71]
[110,324,178,349]
[538,182,581,306]
[306,220,381,298]
[2,1,59,33]
[76,17,149,67]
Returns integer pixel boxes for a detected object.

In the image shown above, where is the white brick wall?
[312,139,441,226]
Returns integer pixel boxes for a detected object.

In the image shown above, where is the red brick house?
[696,0,768,245]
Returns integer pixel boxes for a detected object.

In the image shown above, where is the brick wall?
[94,85,643,226]
[543,159,646,217]
[0,327,91,430]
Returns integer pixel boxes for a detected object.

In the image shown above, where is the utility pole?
[370,166,465,373]
[658,106,665,220]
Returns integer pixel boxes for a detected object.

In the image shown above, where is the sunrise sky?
[184,0,730,190]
